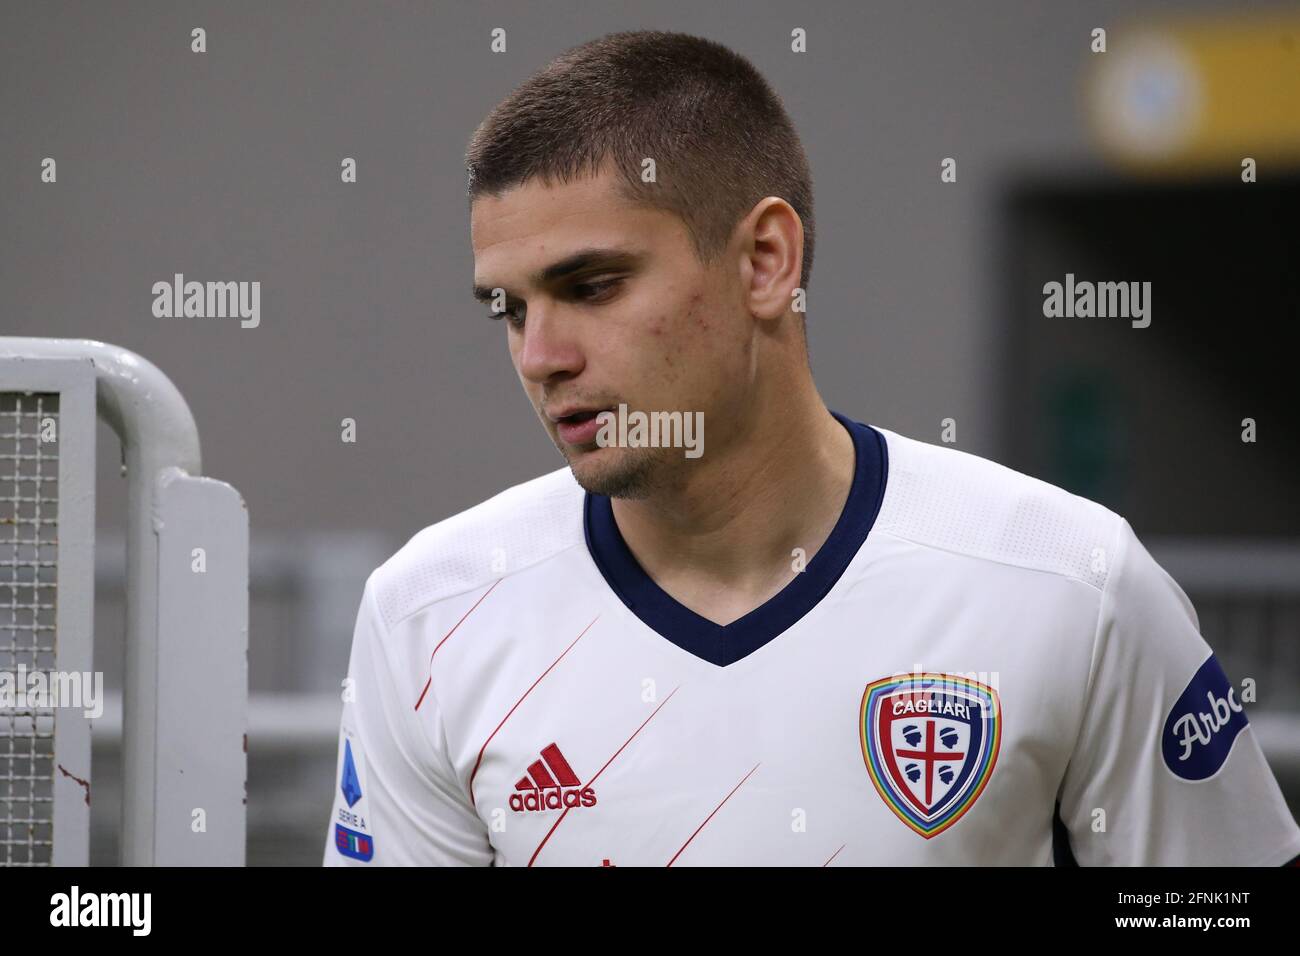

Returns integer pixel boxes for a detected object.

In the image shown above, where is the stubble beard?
[559,440,672,500]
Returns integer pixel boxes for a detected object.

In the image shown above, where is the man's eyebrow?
[472,247,642,303]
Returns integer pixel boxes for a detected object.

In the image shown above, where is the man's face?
[471,165,753,498]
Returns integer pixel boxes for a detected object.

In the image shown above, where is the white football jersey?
[324,414,1300,866]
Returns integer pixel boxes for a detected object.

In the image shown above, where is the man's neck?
[609,394,856,626]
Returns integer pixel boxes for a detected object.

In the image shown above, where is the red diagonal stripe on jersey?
[514,776,533,792]
[527,760,557,790]
[823,844,846,867]
[528,685,682,868]
[666,762,761,867]
[466,616,599,805]
[540,743,581,788]
[414,579,502,711]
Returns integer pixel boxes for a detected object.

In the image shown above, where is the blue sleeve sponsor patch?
[1162,655,1249,781]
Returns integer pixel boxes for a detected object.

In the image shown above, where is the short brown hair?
[465,30,816,292]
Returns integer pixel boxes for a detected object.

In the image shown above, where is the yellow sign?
[1089,11,1300,171]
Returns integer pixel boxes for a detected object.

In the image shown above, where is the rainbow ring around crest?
[860,673,1002,839]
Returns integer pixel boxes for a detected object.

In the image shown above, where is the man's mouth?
[554,409,601,424]
[550,407,613,446]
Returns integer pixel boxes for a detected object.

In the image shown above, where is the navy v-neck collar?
[582,411,888,667]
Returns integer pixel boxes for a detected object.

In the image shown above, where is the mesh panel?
[0,393,59,866]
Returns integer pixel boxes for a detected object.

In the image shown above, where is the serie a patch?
[334,733,375,860]
[860,673,1001,838]
[1162,655,1249,781]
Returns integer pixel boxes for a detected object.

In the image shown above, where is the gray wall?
[2,0,1242,542]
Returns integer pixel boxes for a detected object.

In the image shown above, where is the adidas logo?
[509,742,598,812]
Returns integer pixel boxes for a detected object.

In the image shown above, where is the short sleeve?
[1057,518,1300,866]
[323,576,493,866]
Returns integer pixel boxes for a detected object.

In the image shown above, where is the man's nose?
[517,306,585,384]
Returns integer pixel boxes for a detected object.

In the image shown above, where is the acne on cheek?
[686,292,707,330]
[649,292,709,376]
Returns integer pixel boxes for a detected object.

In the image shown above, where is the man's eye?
[486,306,524,327]
[483,279,619,326]
[573,278,621,300]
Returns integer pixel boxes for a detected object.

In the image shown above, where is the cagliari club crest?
[860,673,1001,838]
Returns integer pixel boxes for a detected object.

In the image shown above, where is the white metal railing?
[0,338,247,866]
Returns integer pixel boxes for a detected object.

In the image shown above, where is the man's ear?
[742,197,804,323]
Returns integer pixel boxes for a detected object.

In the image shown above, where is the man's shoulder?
[367,465,585,630]
[872,425,1125,591]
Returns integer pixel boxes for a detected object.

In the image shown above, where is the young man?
[325,30,1300,866]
